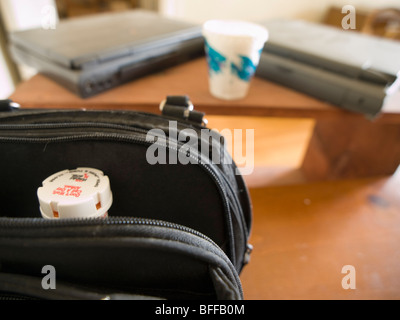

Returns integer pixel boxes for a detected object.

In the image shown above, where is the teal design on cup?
[231,55,258,82]
[205,40,258,82]
[205,40,227,75]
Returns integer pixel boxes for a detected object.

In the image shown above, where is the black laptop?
[9,9,204,98]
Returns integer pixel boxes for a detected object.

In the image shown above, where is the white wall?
[0,0,57,95]
[0,0,57,32]
[159,0,400,24]
[0,48,14,98]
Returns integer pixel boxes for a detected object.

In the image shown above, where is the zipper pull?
[0,99,20,112]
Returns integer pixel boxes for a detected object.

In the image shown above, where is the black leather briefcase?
[0,96,252,300]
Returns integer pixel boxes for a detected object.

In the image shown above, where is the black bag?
[0,96,252,300]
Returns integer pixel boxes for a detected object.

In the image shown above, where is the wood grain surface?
[241,171,400,300]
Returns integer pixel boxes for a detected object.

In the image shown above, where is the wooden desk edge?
[13,100,400,124]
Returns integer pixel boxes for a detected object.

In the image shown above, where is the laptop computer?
[9,9,204,98]
[256,19,400,117]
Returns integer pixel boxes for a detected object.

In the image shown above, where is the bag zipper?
[0,216,243,299]
[0,216,219,245]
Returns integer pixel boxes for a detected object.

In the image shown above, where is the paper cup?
[202,20,268,100]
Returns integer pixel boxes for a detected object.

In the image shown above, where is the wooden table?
[241,171,400,299]
[9,57,400,182]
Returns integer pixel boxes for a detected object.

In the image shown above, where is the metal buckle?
[159,99,194,112]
